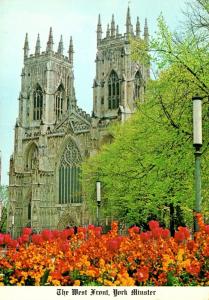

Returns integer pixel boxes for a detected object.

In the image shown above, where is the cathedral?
[7,7,149,236]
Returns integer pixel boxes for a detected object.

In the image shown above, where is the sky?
[0,0,186,185]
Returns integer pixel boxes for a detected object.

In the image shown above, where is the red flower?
[128,226,140,235]
[88,224,95,231]
[22,227,32,235]
[186,261,201,277]
[7,239,19,248]
[61,229,73,240]
[107,237,122,252]
[187,240,195,251]
[204,225,209,234]
[17,237,24,245]
[0,234,4,245]
[4,234,12,245]
[21,234,30,243]
[41,229,53,241]
[140,231,152,242]
[174,231,185,243]
[148,220,160,231]
[52,230,60,239]
[51,270,62,280]
[151,228,161,239]
[203,245,209,257]
[60,241,69,252]
[161,229,170,239]
[32,234,44,245]
[178,227,190,239]
[77,227,87,234]
[94,227,102,237]
[136,266,149,283]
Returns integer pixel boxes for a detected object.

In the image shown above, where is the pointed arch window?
[55,84,65,120]
[28,201,31,221]
[59,140,82,204]
[108,70,120,109]
[134,71,142,100]
[33,84,43,120]
[26,143,38,170]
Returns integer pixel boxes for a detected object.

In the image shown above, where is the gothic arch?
[57,137,82,205]
[33,83,43,121]
[57,208,81,229]
[108,70,120,109]
[25,142,39,171]
[134,70,142,100]
[55,83,65,120]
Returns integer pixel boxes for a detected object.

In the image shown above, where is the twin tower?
[8,7,149,236]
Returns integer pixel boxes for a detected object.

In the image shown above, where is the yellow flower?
[162,254,174,271]
[99,258,105,268]
[176,248,185,263]
[180,259,191,269]
[9,277,18,284]
[103,279,115,286]
[73,280,80,286]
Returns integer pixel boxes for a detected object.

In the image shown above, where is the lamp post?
[11,215,15,238]
[96,181,101,226]
[192,95,203,232]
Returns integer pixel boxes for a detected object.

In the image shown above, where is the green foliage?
[82,0,209,228]
[40,269,50,286]
[0,185,8,206]
[0,186,8,233]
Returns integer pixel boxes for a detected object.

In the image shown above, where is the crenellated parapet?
[23,28,74,65]
[96,6,149,48]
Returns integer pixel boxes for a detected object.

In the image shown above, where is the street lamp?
[96,181,101,226]
[12,215,15,238]
[192,95,203,232]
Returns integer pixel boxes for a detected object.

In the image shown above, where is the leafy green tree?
[82,0,209,230]
[0,185,8,232]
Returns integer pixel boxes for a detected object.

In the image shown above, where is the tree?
[82,0,209,230]
[0,185,8,232]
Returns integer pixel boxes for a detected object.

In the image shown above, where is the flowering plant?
[0,214,208,286]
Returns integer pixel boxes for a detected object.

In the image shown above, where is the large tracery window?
[55,84,65,120]
[108,70,120,109]
[134,71,142,100]
[33,84,43,121]
[59,140,82,204]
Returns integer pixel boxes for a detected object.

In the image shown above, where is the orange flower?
[136,266,149,283]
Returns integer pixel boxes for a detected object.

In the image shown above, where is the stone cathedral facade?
[7,7,149,236]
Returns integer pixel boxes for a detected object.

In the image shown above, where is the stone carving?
[57,207,81,229]
[69,119,90,133]
[60,139,81,167]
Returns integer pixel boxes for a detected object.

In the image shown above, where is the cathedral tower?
[8,30,91,236]
[92,7,149,123]
[19,28,77,130]
[8,7,150,236]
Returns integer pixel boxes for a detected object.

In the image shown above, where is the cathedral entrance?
[57,207,82,229]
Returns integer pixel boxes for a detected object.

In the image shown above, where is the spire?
[97,14,102,46]
[136,17,141,38]
[35,33,41,55]
[116,25,119,37]
[111,14,116,37]
[58,35,64,55]
[126,6,133,35]
[68,36,74,65]
[46,27,54,53]
[144,18,149,40]
[23,33,29,60]
[106,23,110,38]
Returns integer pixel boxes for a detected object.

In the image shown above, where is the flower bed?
[0,214,208,286]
